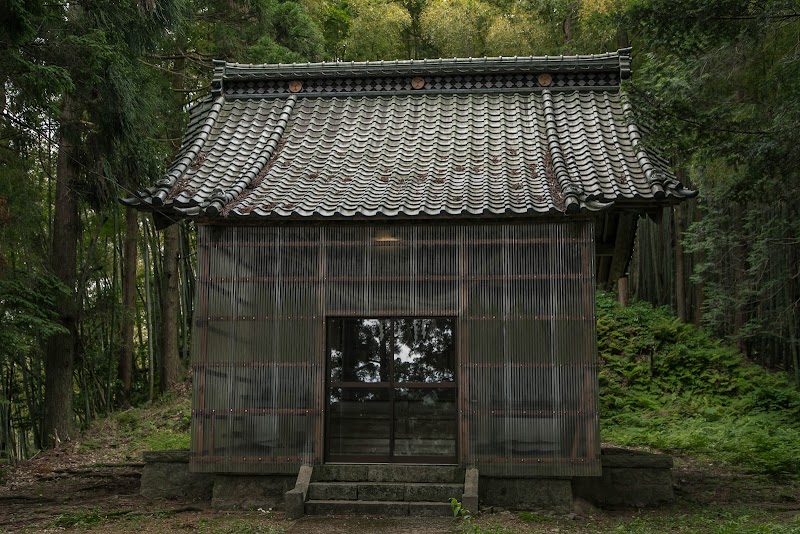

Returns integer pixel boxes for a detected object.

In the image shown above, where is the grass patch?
[71,393,192,463]
[142,428,190,450]
[195,518,285,534]
[597,291,800,476]
[50,509,177,528]
[78,439,103,454]
[517,511,548,523]
[610,505,799,533]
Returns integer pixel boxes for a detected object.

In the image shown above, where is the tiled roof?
[124,49,695,221]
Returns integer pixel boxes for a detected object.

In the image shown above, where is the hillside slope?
[597,291,800,476]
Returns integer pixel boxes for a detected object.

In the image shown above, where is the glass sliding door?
[326,317,457,463]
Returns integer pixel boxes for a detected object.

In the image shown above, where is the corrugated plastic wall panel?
[191,221,599,476]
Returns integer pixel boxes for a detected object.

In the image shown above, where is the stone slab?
[285,465,313,519]
[308,482,358,500]
[359,483,406,501]
[305,500,410,516]
[479,477,573,512]
[572,466,674,508]
[312,465,370,482]
[367,465,464,483]
[140,461,214,501]
[285,489,305,520]
[212,475,295,510]
[462,468,479,514]
[403,483,462,502]
[142,450,190,463]
[305,499,452,517]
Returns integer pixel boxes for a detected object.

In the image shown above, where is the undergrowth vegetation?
[73,392,191,462]
[597,292,800,476]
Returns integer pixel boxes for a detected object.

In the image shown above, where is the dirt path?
[1,453,798,533]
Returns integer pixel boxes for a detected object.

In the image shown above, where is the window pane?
[328,387,391,457]
[328,318,392,383]
[393,318,455,383]
[393,387,457,458]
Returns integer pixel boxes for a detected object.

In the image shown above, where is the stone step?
[307,481,463,502]
[313,464,465,483]
[305,499,453,517]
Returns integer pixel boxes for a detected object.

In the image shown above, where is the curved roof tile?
[123,50,695,220]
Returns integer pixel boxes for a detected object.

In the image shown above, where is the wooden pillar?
[617,277,629,307]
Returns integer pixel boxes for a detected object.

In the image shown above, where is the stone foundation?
[140,450,214,501]
[572,447,674,508]
[140,447,674,511]
[212,474,295,510]
[480,477,573,512]
[139,450,292,509]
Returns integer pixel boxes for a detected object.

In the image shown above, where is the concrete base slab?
[479,477,573,513]
[212,475,294,510]
[305,500,452,516]
[140,450,213,501]
[573,448,675,508]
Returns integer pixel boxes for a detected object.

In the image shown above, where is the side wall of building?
[190,220,599,476]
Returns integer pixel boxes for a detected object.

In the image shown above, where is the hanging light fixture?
[373,228,400,244]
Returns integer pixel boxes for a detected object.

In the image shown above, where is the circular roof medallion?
[289,80,303,93]
[411,76,425,90]
[537,73,553,87]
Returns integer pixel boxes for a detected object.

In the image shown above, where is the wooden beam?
[607,213,638,287]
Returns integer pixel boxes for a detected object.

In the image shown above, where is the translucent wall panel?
[191,220,598,476]
[461,222,599,476]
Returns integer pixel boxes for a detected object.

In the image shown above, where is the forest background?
[0,0,798,461]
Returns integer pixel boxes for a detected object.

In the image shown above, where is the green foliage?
[598,291,800,476]
[114,410,140,432]
[117,396,191,451]
[421,0,494,57]
[450,497,472,523]
[625,0,800,376]
[197,0,325,62]
[143,428,190,450]
[342,0,411,60]
[0,270,69,354]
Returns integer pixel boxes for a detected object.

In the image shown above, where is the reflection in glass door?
[326,318,457,463]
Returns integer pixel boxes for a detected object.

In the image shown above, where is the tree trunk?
[44,94,81,446]
[119,207,137,405]
[733,204,748,354]
[142,223,155,402]
[693,206,705,326]
[674,205,687,322]
[617,276,629,307]
[160,223,181,392]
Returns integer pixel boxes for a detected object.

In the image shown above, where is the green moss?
[517,511,547,523]
[143,429,190,450]
[114,410,140,432]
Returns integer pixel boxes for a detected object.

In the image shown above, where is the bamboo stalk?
[143,218,155,403]
[107,204,119,413]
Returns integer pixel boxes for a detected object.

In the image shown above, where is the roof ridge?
[213,49,633,86]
